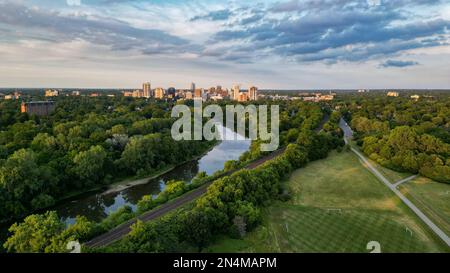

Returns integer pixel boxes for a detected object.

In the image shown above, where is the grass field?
[207,151,449,253]
[399,177,450,236]
[366,158,413,184]
[348,141,412,184]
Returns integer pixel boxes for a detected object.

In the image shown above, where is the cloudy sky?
[0,0,449,89]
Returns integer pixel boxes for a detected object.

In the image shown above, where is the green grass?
[400,176,450,236]
[366,158,413,184]
[349,140,412,183]
[207,151,449,253]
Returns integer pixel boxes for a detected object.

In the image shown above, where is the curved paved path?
[340,118,450,248]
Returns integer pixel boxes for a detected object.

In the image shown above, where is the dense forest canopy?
[336,95,450,183]
[0,97,214,222]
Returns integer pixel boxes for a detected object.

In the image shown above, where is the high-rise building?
[232,85,240,101]
[143,82,152,98]
[194,88,203,98]
[167,87,176,98]
[155,88,165,99]
[191,82,196,92]
[249,86,258,101]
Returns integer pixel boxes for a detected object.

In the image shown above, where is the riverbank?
[0,140,219,226]
[101,141,219,195]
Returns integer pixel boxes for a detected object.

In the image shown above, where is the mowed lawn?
[399,177,450,236]
[207,151,449,253]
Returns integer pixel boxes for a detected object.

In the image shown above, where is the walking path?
[393,175,419,188]
[340,118,450,248]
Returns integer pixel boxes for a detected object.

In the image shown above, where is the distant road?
[85,148,286,248]
[339,118,450,248]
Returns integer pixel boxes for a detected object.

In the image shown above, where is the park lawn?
[399,176,450,236]
[348,140,412,183]
[207,151,449,253]
[367,158,413,184]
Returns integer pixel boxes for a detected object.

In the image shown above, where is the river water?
[51,125,250,225]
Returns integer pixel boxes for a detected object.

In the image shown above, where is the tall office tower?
[167,87,176,98]
[232,85,240,101]
[194,88,203,98]
[191,82,196,92]
[155,88,165,99]
[143,82,151,98]
[249,86,258,101]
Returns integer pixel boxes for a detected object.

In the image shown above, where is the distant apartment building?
[320,95,334,101]
[303,93,334,102]
[238,92,249,102]
[4,91,21,100]
[90,93,100,97]
[21,101,55,116]
[232,85,240,101]
[72,91,81,96]
[45,89,59,97]
[249,86,258,101]
[194,88,203,98]
[143,82,152,98]
[0,92,5,99]
[191,82,196,92]
[123,91,133,97]
[133,89,144,98]
[167,87,176,98]
[387,91,399,97]
[154,88,165,99]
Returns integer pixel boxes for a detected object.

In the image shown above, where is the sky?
[0,0,449,89]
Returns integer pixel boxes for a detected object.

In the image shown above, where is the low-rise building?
[45,89,59,97]
[387,91,399,97]
[411,94,420,101]
[4,91,21,100]
[21,101,55,116]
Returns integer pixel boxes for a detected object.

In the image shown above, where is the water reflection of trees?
[53,130,251,225]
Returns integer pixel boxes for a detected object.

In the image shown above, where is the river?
[51,125,250,225]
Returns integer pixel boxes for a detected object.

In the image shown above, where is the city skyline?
[0,0,449,89]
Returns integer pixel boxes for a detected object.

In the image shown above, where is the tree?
[31,194,55,210]
[3,211,64,253]
[72,145,107,187]
[182,209,213,252]
[0,149,43,201]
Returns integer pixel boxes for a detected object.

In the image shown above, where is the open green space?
[207,151,449,253]
[400,177,450,236]
[348,141,412,184]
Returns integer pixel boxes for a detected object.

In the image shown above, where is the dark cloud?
[190,9,232,22]
[207,0,449,65]
[380,60,420,68]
